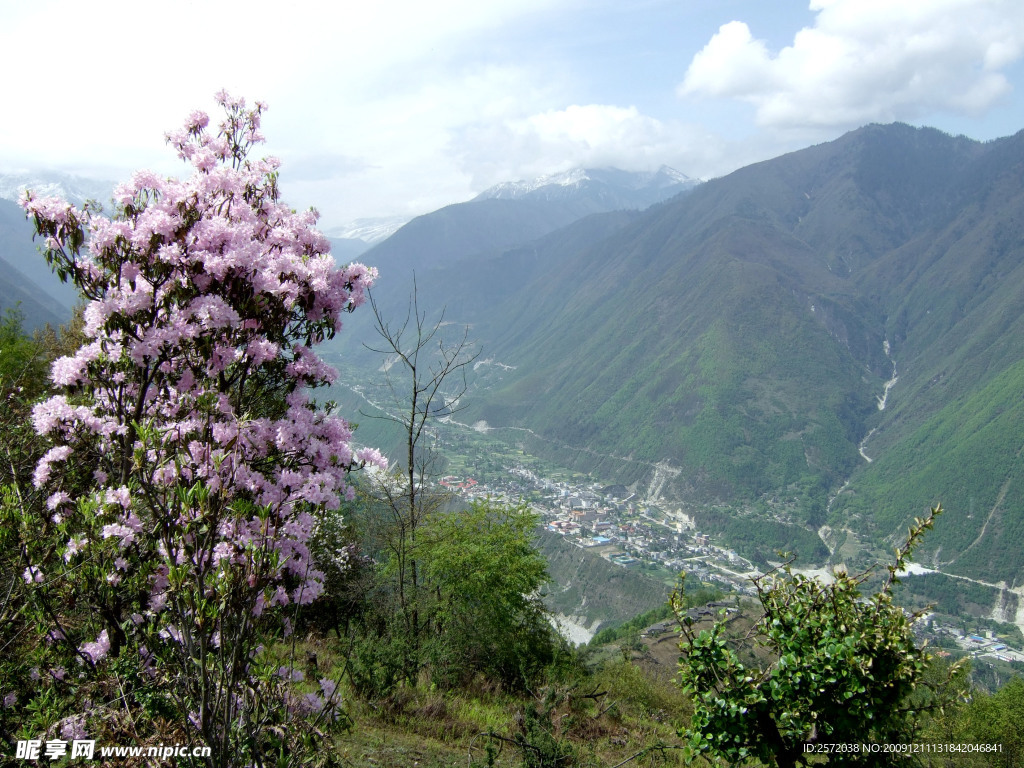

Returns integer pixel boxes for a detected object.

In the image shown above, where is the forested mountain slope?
[7,126,1024,587]
[408,124,1024,586]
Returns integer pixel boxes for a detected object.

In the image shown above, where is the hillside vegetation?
[344,123,1024,588]
[4,108,1024,765]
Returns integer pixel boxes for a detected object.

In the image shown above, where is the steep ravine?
[858,339,898,463]
[537,530,671,643]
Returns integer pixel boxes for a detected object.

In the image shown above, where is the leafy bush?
[589,584,723,647]
[674,505,962,767]
[420,500,562,690]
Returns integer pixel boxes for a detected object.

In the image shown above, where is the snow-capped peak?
[472,166,698,209]
[0,171,115,209]
[324,215,411,245]
[477,168,593,200]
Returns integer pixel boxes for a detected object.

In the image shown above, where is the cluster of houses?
[439,475,479,491]
[912,618,1024,664]
[436,466,1023,653]
[440,464,759,596]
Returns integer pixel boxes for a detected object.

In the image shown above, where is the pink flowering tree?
[8,92,384,765]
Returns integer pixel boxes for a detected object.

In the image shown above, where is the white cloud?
[267,62,567,221]
[278,154,369,184]
[679,0,1024,130]
[454,104,726,189]
[0,0,571,179]
[5,0,1021,226]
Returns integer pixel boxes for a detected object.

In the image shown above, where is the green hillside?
[446,125,1024,585]
[319,124,1024,586]
[844,358,1024,583]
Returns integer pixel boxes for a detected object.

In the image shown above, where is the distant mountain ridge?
[358,165,700,296]
[339,123,1024,592]
[474,165,698,211]
[319,166,693,264]
[0,170,114,210]
[325,216,411,244]
[325,216,411,260]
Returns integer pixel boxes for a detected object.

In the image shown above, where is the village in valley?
[335,362,1024,669]
[435,458,1024,667]
[440,463,760,597]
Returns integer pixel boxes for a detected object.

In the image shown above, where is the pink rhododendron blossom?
[355,447,387,469]
[211,541,233,564]
[33,446,72,488]
[101,522,138,548]
[50,354,88,386]
[23,195,72,225]
[60,715,88,740]
[22,93,386,753]
[104,486,132,509]
[45,628,66,644]
[292,578,325,605]
[276,666,304,682]
[319,678,340,704]
[47,491,71,510]
[149,565,170,612]
[64,536,87,563]
[79,630,111,664]
[284,692,325,717]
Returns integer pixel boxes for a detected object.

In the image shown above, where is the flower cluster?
[21,93,385,683]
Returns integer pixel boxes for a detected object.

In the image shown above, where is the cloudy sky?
[2,0,1023,227]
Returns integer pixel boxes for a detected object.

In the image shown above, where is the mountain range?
[341,124,1024,597]
[322,167,696,261]
[0,170,115,211]
[4,137,1024,599]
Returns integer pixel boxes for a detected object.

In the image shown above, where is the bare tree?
[361,281,479,670]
